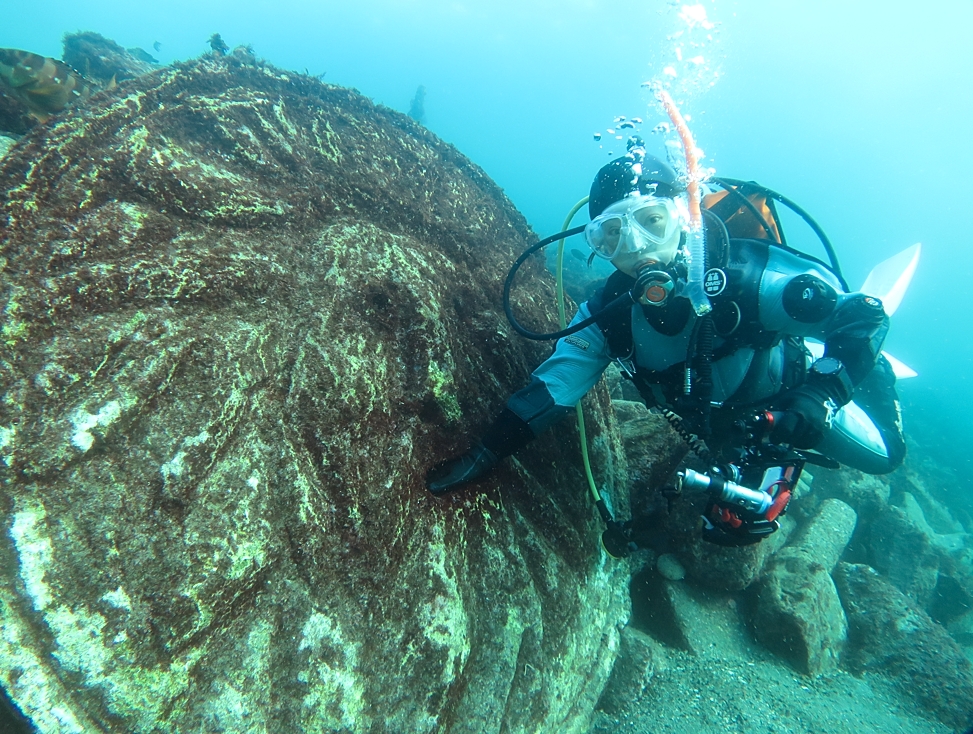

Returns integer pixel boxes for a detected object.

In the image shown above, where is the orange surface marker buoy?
[654,86,702,229]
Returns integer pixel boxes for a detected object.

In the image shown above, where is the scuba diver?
[425,144,906,549]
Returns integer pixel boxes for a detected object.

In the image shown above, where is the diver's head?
[586,149,687,277]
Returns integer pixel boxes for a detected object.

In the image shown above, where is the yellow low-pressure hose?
[554,196,602,505]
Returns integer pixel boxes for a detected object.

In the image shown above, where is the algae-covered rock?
[61,31,158,86]
[611,399,686,516]
[750,499,857,676]
[596,626,667,716]
[834,563,973,731]
[0,55,630,733]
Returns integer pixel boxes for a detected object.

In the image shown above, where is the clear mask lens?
[585,196,681,261]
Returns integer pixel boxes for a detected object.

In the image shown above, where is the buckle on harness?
[614,356,636,378]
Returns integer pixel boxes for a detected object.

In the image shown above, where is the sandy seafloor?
[588,640,954,734]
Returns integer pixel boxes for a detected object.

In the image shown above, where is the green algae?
[427,359,462,422]
[0,53,630,734]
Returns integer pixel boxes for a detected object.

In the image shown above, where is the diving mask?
[584,195,684,263]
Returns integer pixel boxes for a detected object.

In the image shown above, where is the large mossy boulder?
[0,55,630,733]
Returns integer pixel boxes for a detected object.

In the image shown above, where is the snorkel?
[654,85,712,317]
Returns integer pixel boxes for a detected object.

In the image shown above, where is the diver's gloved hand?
[772,357,855,449]
[425,442,499,496]
[770,383,836,449]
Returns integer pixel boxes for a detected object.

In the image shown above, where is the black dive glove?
[771,357,854,449]
[425,408,536,496]
[771,385,835,449]
[425,442,499,496]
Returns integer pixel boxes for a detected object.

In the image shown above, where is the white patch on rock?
[0,424,15,466]
[160,450,187,479]
[6,503,202,728]
[894,611,923,634]
[49,605,110,677]
[298,613,367,730]
[45,601,202,728]
[187,431,210,445]
[102,586,133,611]
[421,525,471,661]
[10,504,54,610]
[0,135,15,160]
[201,619,272,732]
[160,431,210,479]
[70,400,125,452]
[0,610,87,733]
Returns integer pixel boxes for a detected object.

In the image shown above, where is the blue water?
[4,0,972,487]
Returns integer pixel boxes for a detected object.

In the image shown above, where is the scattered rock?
[786,497,859,572]
[631,571,753,659]
[947,607,973,648]
[890,491,959,554]
[751,558,847,675]
[930,567,973,629]
[587,643,955,734]
[894,469,966,535]
[750,499,857,675]
[894,450,973,533]
[665,483,794,591]
[630,571,693,651]
[875,471,973,631]
[596,627,668,716]
[869,504,941,606]
[612,400,687,516]
[834,563,973,731]
[657,553,685,581]
[814,465,891,516]
[611,398,645,423]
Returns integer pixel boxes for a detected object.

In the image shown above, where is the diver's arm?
[758,248,889,388]
[426,303,612,495]
[768,293,893,452]
[757,250,891,448]
[508,302,614,431]
[821,293,889,385]
[483,301,613,457]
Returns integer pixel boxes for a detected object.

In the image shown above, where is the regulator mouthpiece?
[636,267,675,306]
